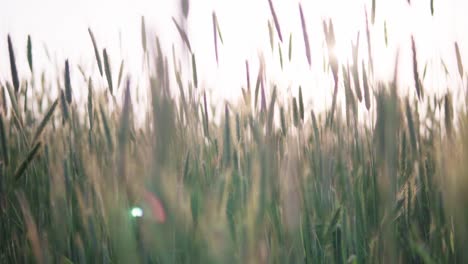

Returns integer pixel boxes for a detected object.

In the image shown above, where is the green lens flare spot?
[131,207,143,217]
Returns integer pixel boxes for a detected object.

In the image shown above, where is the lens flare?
[131,207,143,217]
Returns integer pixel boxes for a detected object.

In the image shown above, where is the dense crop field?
[1,1,468,263]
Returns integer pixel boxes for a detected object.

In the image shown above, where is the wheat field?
[1,0,468,263]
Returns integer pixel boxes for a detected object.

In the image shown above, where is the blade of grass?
[288,33,293,62]
[455,42,464,79]
[260,77,266,113]
[27,35,33,73]
[280,106,286,136]
[268,21,274,52]
[32,98,58,143]
[430,0,434,16]
[172,17,192,52]
[371,0,376,24]
[103,49,113,96]
[292,97,299,127]
[60,90,69,124]
[64,60,72,104]
[364,10,374,74]
[254,67,262,108]
[214,12,223,44]
[1,85,7,114]
[8,35,20,92]
[99,103,113,151]
[118,79,131,181]
[5,81,24,133]
[328,81,339,126]
[175,71,186,112]
[299,86,304,121]
[0,113,9,166]
[141,16,147,53]
[278,42,283,70]
[299,3,311,66]
[223,104,231,165]
[88,78,93,130]
[384,21,388,47]
[235,113,241,142]
[362,61,371,110]
[181,0,189,18]
[117,59,125,88]
[15,141,42,181]
[212,12,219,64]
[405,98,417,154]
[325,206,342,237]
[311,110,320,148]
[352,33,362,102]
[24,83,28,114]
[77,64,87,81]
[192,53,198,89]
[422,62,428,80]
[411,36,422,100]
[203,91,209,138]
[440,58,449,76]
[88,28,103,76]
[445,92,453,137]
[268,0,283,42]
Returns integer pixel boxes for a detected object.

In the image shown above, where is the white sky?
[0,0,467,114]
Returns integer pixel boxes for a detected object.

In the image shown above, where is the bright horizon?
[0,0,466,117]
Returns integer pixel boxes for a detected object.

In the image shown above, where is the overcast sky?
[0,0,466,113]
